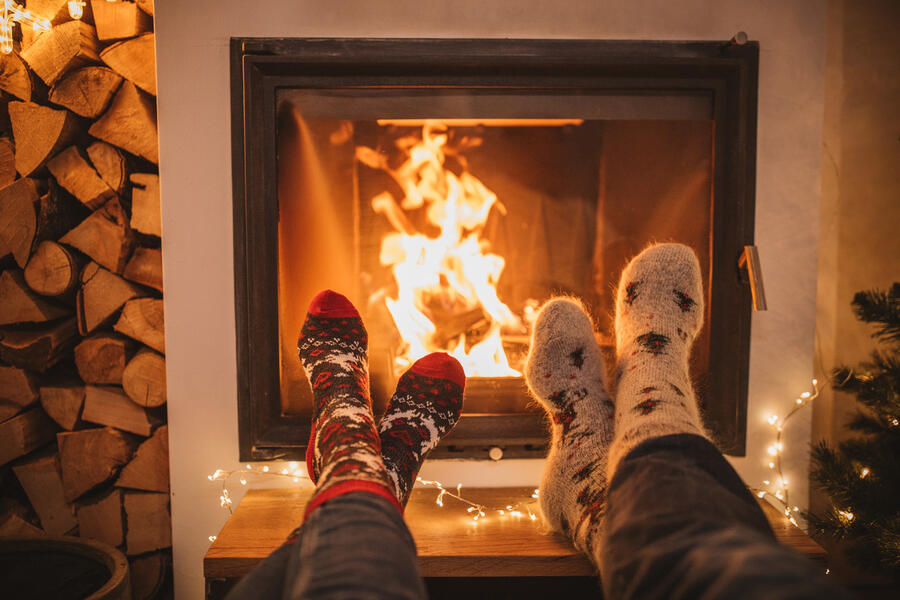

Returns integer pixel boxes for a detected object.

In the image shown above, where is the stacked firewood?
[0,1,168,597]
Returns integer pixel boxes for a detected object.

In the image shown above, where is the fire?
[361,121,521,377]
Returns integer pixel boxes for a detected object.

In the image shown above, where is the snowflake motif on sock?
[669,382,685,397]
[673,289,696,312]
[636,332,669,355]
[572,458,602,484]
[640,386,658,394]
[553,403,578,436]
[624,281,641,305]
[569,347,585,369]
[575,485,607,534]
[634,398,663,415]
[675,327,689,342]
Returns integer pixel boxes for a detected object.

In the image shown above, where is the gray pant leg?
[600,434,851,600]
[227,492,426,600]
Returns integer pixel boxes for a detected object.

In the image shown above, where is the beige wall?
[813,0,900,534]
[155,1,828,596]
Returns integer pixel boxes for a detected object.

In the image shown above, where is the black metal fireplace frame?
[231,38,758,462]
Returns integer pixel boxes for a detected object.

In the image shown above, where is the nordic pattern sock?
[297,290,399,518]
[525,297,615,557]
[607,243,707,481]
[379,353,465,506]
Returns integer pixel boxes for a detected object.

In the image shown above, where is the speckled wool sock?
[379,353,465,507]
[297,290,399,518]
[607,243,707,480]
[525,298,614,558]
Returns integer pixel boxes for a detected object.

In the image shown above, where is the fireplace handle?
[738,245,767,311]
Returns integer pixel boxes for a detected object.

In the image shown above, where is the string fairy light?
[751,378,820,527]
[0,0,51,53]
[206,464,540,526]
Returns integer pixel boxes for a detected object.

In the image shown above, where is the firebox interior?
[275,91,713,421]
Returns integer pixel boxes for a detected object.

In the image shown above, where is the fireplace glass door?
[232,39,758,460]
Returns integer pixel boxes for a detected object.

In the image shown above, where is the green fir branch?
[851,284,900,344]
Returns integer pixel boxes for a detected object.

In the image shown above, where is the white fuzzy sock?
[525,298,614,558]
[607,243,707,480]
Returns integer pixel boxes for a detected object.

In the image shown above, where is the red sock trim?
[307,290,360,318]
[304,479,403,519]
[305,420,317,484]
[410,352,466,388]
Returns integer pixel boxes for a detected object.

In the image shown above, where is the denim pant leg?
[599,433,851,600]
[226,492,426,600]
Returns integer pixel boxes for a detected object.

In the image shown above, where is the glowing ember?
[361,121,521,377]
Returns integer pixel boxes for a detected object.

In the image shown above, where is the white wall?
[155,1,827,597]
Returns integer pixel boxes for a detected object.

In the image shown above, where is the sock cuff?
[410,352,466,388]
[304,479,404,519]
[306,290,360,318]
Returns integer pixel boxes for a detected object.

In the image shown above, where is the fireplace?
[231,38,759,461]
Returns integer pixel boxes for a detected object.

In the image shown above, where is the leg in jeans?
[528,244,850,599]
[228,290,464,600]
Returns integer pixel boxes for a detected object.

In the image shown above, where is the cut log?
[48,66,123,118]
[0,137,15,187]
[89,81,158,164]
[60,198,135,273]
[12,452,77,535]
[136,0,154,16]
[123,247,162,292]
[0,269,70,326]
[57,427,137,502]
[82,385,157,436]
[0,178,42,268]
[114,298,164,353]
[91,0,152,41]
[100,32,156,95]
[122,348,165,408]
[0,52,34,101]
[24,240,84,297]
[39,384,84,430]
[86,141,127,194]
[0,235,9,262]
[0,317,78,371]
[75,333,134,384]
[116,425,168,492]
[124,491,171,555]
[8,101,80,176]
[0,365,39,422]
[76,262,145,334]
[20,20,101,86]
[0,178,80,269]
[130,173,160,237]
[0,512,46,537]
[130,553,167,600]
[47,145,116,209]
[0,407,56,466]
[76,488,123,547]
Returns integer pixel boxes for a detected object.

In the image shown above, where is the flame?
[364,121,521,377]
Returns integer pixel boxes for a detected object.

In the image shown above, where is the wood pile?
[0,2,168,598]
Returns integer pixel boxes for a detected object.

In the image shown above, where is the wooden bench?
[204,487,827,598]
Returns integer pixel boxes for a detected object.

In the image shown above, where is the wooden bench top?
[204,487,827,580]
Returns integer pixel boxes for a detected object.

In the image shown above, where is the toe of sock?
[307,290,361,318]
[410,352,466,388]
[530,297,596,346]
[617,243,703,309]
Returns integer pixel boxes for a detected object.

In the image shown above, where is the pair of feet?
[525,243,707,555]
[298,290,466,517]
[298,243,706,557]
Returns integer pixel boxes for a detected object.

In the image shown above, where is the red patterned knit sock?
[379,353,465,506]
[297,290,399,518]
